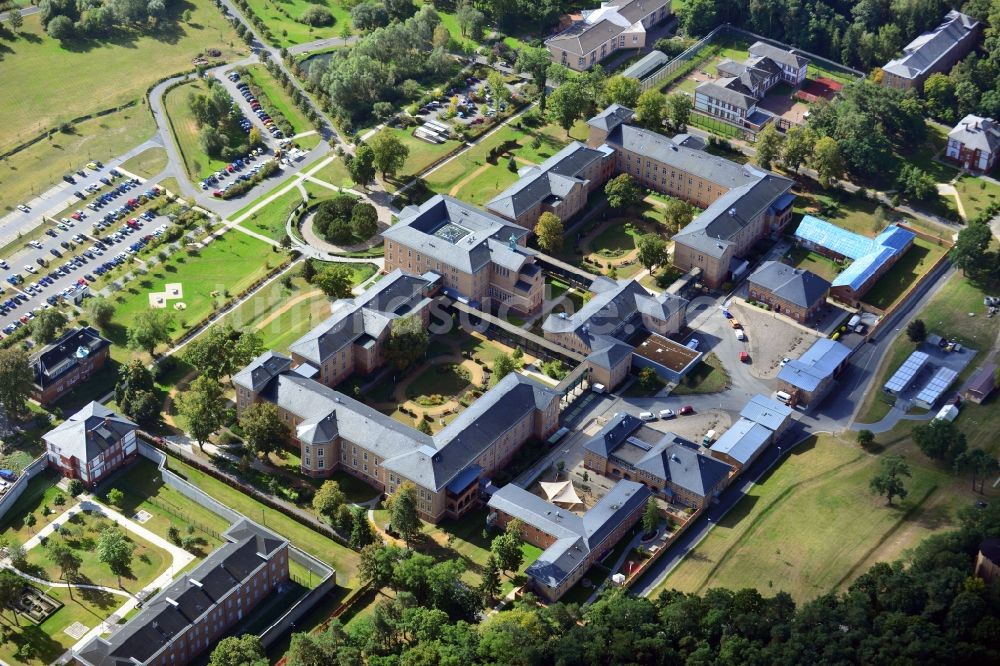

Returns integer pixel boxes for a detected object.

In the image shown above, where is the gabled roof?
[777,338,851,392]
[545,0,668,56]
[489,479,651,590]
[384,195,533,274]
[695,79,759,109]
[964,362,997,396]
[795,216,916,291]
[621,50,669,80]
[748,260,830,309]
[42,402,136,464]
[883,10,979,80]
[949,115,1000,155]
[486,142,614,220]
[747,41,809,70]
[232,350,293,392]
[586,335,636,370]
[740,394,793,432]
[587,104,635,133]
[31,326,110,389]
[709,417,772,465]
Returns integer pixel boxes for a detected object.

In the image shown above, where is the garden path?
[448,163,492,197]
[578,217,649,269]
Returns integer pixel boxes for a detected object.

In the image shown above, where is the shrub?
[300,5,334,26]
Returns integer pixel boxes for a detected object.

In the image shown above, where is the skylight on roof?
[433,222,471,244]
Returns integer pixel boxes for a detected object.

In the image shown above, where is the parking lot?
[0,169,174,336]
[415,74,522,130]
[730,300,823,379]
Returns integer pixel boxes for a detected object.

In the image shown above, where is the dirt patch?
[645,409,732,444]
[732,300,821,379]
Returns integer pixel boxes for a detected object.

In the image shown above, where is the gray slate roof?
[883,10,979,80]
[695,79,759,109]
[288,269,435,365]
[546,0,667,55]
[42,402,136,464]
[747,41,809,70]
[777,338,851,392]
[748,260,830,309]
[949,114,1000,155]
[489,479,651,590]
[232,350,293,393]
[587,104,635,133]
[31,326,110,389]
[75,521,286,666]
[486,142,614,220]
[384,195,533,274]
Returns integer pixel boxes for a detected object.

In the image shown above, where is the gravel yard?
[731,299,822,380]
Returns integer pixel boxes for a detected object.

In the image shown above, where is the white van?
[639,411,656,422]
[775,390,792,405]
[848,314,862,329]
[735,329,746,341]
[591,383,606,394]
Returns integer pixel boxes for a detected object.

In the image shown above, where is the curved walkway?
[578,218,652,268]
[300,209,387,256]
[378,350,486,421]
[0,562,132,598]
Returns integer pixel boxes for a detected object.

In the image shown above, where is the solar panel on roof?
[915,366,958,405]
[884,351,929,393]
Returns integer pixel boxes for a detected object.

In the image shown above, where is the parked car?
[658,409,675,419]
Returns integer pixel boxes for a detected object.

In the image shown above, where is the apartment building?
[694,42,809,128]
[882,10,980,91]
[234,351,560,523]
[288,270,439,388]
[946,114,1000,172]
[30,326,111,405]
[545,0,671,71]
[746,260,830,322]
[76,521,289,666]
[486,141,616,230]
[542,277,687,389]
[487,480,650,601]
[43,402,138,488]
[586,105,796,287]
[583,413,732,509]
[384,195,545,315]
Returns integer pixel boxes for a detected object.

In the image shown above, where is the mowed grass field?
[121,147,169,179]
[0,107,156,213]
[656,435,961,602]
[106,231,280,350]
[163,79,233,180]
[241,0,351,47]
[0,4,244,155]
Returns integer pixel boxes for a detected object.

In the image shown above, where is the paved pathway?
[286,36,359,55]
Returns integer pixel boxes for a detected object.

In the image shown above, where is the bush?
[300,5,334,26]
[67,479,84,497]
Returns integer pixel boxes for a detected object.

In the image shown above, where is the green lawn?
[656,435,960,602]
[0,470,65,545]
[891,123,958,185]
[590,222,644,257]
[241,64,315,139]
[434,8,480,51]
[0,106,156,214]
[165,455,361,585]
[21,510,171,593]
[388,128,463,183]
[0,5,244,157]
[954,175,1000,220]
[107,231,281,351]
[671,352,730,395]
[783,245,842,282]
[861,237,949,310]
[405,364,472,401]
[310,157,355,189]
[120,147,169,180]
[163,79,234,181]
[240,0,351,48]
[237,186,304,240]
[792,183,944,239]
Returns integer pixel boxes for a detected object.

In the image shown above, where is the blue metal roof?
[795,215,874,259]
[795,217,916,291]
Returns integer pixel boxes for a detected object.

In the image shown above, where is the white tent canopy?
[540,480,583,507]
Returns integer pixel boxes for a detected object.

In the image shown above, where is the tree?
[912,419,967,463]
[479,553,502,602]
[107,488,124,507]
[350,505,376,549]
[29,308,66,344]
[810,136,845,188]
[955,448,999,493]
[47,14,73,40]
[601,75,641,108]
[490,532,523,575]
[96,527,135,587]
[417,419,433,435]
[950,221,992,276]
[86,297,116,329]
[923,73,956,122]
[178,376,226,450]
[231,330,264,371]
[456,3,485,40]
[9,9,23,30]
[351,1,389,31]
[47,540,81,599]
[677,0,717,35]
[208,635,268,666]
[126,310,173,355]
[664,93,692,131]
[183,324,240,380]
[547,80,588,135]
[897,164,937,202]
[906,318,927,343]
[641,498,659,536]
[315,265,354,299]
[635,89,665,129]
[660,197,693,234]
[781,125,815,171]
[369,129,409,179]
[384,315,429,370]
[239,402,288,460]
[300,260,317,284]
[605,173,641,209]
[518,46,552,112]
[869,454,910,506]
[346,144,376,188]
[359,543,403,589]
[637,233,668,271]
[856,429,875,449]
[387,482,420,545]
[115,360,158,425]
[0,569,23,627]
[487,70,512,110]
[637,367,659,392]
[300,4,334,26]
[0,347,33,419]
[313,480,347,522]
[351,203,379,239]
[753,123,782,170]
[25,513,36,533]
[534,212,563,252]
[492,352,515,385]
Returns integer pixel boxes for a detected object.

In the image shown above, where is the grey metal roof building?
[43,402,137,465]
[740,394,793,432]
[621,50,670,81]
[883,10,979,83]
[488,480,650,593]
[777,338,852,393]
[747,41,809,70]
[75,521,288,666]
[747,261,830,309]
[709,417,772,467]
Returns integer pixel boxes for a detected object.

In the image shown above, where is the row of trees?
[40,0,177,41]
[188,80,260,163]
